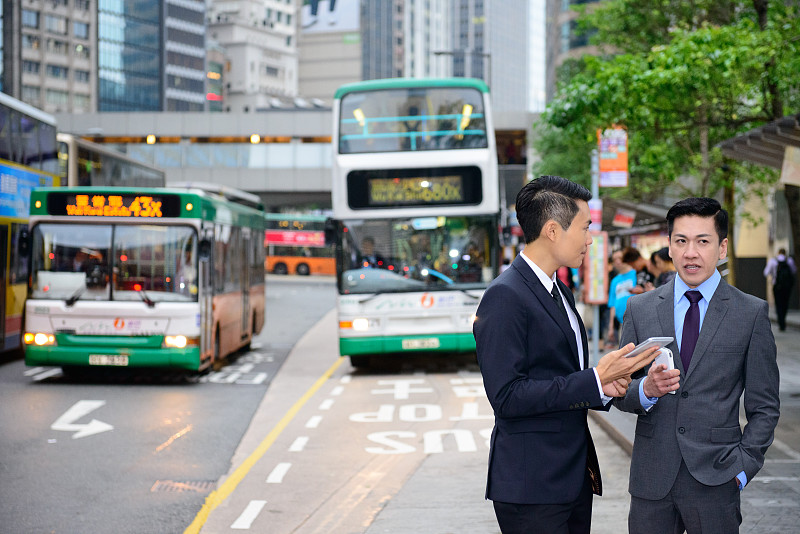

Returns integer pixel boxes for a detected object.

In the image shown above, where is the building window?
[23,35,41,50]
[286,36,292,46]
[73,94,91,111]
[23,60,41,75]
[46,89,69,108]
[46,64,69,80]
[75,70,90,83]
[75,0,91,11]
[74,22,90,39]
[22,86,41,105]
[74,44,90,59]
[286,14,291,25]
[45,15,68,35]
[47,39,69,55]
[266,66,279,77]
[22,10,40,29]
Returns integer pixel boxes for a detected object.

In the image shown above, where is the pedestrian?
[614,197,780,534]
[651,246,676,287]
[473,175,658,534]
[763,247,796,331]
[606,248,637,345]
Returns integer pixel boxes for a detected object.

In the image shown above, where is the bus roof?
[334,77,490,100]
[264,213,330,222]
[0,91,57,126]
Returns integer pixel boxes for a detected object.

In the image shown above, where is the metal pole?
[590,149,600,364]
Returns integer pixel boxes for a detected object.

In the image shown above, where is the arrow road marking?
[51,400,114,439]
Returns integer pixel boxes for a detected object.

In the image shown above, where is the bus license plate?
[89,354,129,366]
[402,338,440,350]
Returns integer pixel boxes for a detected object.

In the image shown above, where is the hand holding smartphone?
[624,336,674,358]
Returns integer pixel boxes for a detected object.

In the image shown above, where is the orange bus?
[265,214,335,276]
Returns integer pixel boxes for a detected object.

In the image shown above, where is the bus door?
[199,228,214,359]
[240,228,251,338]
[0,225,6,351]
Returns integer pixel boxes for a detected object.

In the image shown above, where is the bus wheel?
[296,263,310,275]
[274,263,288,275]
[350,355,370,368]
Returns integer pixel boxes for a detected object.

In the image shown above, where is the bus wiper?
[137,288,156,308]
[458,289,481,300]
[357,292,384,304]
[65,286,86,307]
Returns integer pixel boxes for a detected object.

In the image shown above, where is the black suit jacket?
[474,255,605,504]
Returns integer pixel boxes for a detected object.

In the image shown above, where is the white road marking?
[319,399,334,410]
[340,375,352,384]
[305,415,323,428]
[330,385,344,396]
[51,400,113,439]
[33,368,63,381]
[230,500,267,529]
[288,436,309,452]
[24,367,46,376]
[266,462,292,483]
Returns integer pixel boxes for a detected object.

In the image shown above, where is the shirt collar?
[519,252,558,291]
[674,267,721,303]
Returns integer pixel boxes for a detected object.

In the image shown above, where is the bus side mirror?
[198,239,212,261]
[18,227,30,256]
[324,218,337,246]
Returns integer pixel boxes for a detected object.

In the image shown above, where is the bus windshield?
[339,86,487,154]
[30,223,198,303]
[337,215,496,294]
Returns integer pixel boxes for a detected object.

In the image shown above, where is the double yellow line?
[185,357,346,534]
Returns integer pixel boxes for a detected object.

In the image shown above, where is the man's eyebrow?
[673,232,712,239]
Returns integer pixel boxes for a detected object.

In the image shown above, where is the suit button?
[679,427,686,434]
[681,391,688,398]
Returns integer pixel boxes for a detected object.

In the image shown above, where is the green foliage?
[535,0,800,203]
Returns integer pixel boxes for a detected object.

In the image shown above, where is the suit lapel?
[511,257,580,366]
[562,280,589,369]
[685,279,730,377]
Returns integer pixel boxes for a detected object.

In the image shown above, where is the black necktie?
[681,291,702,370]
[551,284,568,319]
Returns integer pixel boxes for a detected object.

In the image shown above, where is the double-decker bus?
[23,184,266,374]
[0,92,60,357]
[329,78,500,367]
[264,213,335,276]
[57,133,165,187]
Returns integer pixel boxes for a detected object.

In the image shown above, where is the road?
[0,276,335,534]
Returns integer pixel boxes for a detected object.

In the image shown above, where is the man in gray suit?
[615,197,780,533]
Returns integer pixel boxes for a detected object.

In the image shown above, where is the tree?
[535,0,800,280]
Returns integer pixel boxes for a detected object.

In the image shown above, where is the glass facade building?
[98,0,161,111]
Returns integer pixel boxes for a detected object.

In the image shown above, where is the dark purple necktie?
[681,291,703,370]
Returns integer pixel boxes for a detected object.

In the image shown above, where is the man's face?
[557,200,593,269]
[611,251,624,270]
[669,215,727,288]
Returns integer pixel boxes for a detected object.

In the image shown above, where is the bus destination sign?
[369,175,464,206]
[347,166,482,209]
[46,193,182,218]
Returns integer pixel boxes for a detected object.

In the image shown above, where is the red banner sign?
[265,230,325,247]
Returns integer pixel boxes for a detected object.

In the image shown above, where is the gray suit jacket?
[614,278,780,500]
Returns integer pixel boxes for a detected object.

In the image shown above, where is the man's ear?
[542,220,559,242]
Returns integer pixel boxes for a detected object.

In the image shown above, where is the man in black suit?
[474,175,658,534]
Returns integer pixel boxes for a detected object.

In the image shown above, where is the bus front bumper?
[340,333,476,356]
[24,335,202,371]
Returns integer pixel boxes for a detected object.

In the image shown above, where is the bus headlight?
[24,332,56,346]
[352,318,370,331]
[340,318,375,332]
[163,336,199,349]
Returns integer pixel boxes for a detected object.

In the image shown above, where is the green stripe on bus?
[25,346,202,371]
[339,333,476,356]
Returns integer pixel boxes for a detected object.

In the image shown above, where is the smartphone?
[624,336,674,358]
[653,348,677,395]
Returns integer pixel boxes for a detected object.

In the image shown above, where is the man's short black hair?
[666,197,728,242]
[515,175,591,244]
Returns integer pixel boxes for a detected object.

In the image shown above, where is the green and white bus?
[330,77,500,367]
[23,184,266,374]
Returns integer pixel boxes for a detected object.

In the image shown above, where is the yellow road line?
[184,356,346,534]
